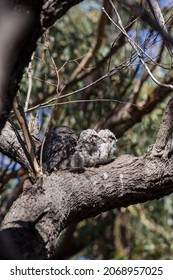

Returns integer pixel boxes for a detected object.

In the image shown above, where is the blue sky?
[159,0,172,7]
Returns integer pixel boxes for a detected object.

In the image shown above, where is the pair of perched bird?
[39,126,117,173]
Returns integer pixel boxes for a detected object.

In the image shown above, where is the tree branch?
[13,97,41,176]
[146,0,173,60]
[1,97,173,259]
[1,152,173,259]
[70,0,111,81]
[123,0,173,48]
[0,122,35,180]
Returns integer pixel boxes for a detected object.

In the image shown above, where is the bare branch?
[13,97,41,176]
[70,0,111,80]
[103,3,173,90]
[122,0,173,48]
[146,0,173,60]
[26,16,137,111]
[97,73,173,135]
[24,52,35,112]
[0,0,84,132]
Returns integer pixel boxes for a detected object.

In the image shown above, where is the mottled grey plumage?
[97,129,117,164]
[41,127,116,173]
[57,129,99,170]
[65,128,117,169]
[42,126,79,172]
[77,129,100,167]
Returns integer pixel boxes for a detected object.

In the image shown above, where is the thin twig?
[25,98,140,113]
[39,135,46,173]
[103,3,173,90]
[70,0,110,81]
[24,52,35,112]
[13,96,41,176]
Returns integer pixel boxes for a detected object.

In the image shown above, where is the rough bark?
[0,122,35,178]
[1,0,173,260]
[0,0,83,132]
[1,97,173,259]
[1,152,173,259]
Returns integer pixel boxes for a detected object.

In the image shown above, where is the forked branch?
[1,97,173,259]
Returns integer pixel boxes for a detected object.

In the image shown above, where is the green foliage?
[1,0,173,260]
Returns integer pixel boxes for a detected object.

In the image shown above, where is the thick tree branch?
[1,0,173,261]
[0,122,35,179]
[1,97,173,259]
[1,151,173,259]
